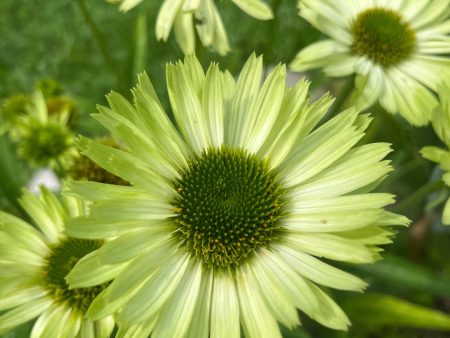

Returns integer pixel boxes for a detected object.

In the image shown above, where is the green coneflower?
[35,78,63,99]
[421,70,450,225]
[290,0,450,126]
[108,0,273,56]
[0,186,115,337]
[70,137,130,186]
[0,94,32,138]
[64,54,409,337]
[46,96,80,130]
[16,91,78,168]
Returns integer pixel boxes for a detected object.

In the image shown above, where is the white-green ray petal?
[67,251,128,289]
[210,267,240,338]
[174,11,195,55]
[272,243,367,292]
[152,260,202,338]
[236,264,282,338]
[116,316,158,338]
[231,0,273,20]
[284,232,377,263]
[95,316,115,338]
[156,0,184,42]
[202,63,224,147]
[333,225,395,245]
[0,285,46,311]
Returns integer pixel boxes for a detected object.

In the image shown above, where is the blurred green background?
[1,0,450,337]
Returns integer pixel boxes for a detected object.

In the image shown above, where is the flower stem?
[392,180,445,214]
[75,0,128,94]
[325,75,355,122]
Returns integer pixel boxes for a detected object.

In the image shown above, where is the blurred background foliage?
[1,0,450,337]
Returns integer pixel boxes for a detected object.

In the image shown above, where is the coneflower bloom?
[290,0,450,126]
[0,186,114,337]
[65,54,409,337]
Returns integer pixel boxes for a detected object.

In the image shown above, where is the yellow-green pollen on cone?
[172,146,288,268]
[352,7,416,66]
[42,237,108,314]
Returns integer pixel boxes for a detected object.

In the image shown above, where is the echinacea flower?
[0,186,114,337]
[0,94,31,138]
[421,70,450,225]
[290,0,450,126]
[16,91,77,168]
[108,0,273,55]
[65,54,409,337]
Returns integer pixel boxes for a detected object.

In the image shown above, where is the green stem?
[75,0,128,94]
[325,75,355,122]
[392,180,445,214]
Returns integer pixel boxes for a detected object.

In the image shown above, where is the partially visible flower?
[0,94,31,138]
[420,70,450,225]
[0,186,115,337]
[35,78,63,99]
[17,91,77,168]
[64,54,409,337]
[109,0,273,55]
[290,0,450,126]
[70,137,130,186]
[46,96,79,130]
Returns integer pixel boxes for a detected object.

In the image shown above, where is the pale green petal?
[76,136,173,196]
[96,226,172,264]
[62,194,86,218]
[0,233,45,266]
[186,267,213,338]
[249,250,301,328]
[0,286,46,311]
[221,69,236,120]
[106,91,141,125]
[32,304,72,338]
[443,198,450,225]
[226,53,263,147]
[95,316,115,338]
[244,64,286,153]
[19,189,60,243]
[182,54,206,99]
[64,216,151,239]
[119,0,143,12]
[236,264,282,338]
[60,313,81,338]
[39,185,68,226]
[88,198,174,220]
[167,61,209,153]
[116,316,158,338]
[182,0,200,12]
[289,40,350,72]
[420,146,450,163]
[63,181,155,202]
[231,0,273,20]
[66,251,128,289]
[80,318,95,338]
[195,0,215,46]
[280,209,382,233]
[350,66,384,111]
[118,251,190,324]
[0,297,52,335]
[305,279,350,331]
[0,212,49,255]
[287,194,395,213]
[284,232,377,263]
[209,1,230,56]
[272,243,367,292]
[333,225,395,245]
[0,262,41,277]
[156,0,184,41]
[210,268,240,338]
[152,260,202,338]
[289,143,392,200]
[372,211,410,227]
[202,63,224,147]
[108,239,179,303]
[174,11,195,55]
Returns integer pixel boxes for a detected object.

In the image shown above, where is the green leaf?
[341,293,450,330]
[354,253,450,297]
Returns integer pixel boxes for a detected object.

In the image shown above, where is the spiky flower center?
[19,122,71,166]
[172,146,286,268]
[42,237,107,314]
[352,7,415,66]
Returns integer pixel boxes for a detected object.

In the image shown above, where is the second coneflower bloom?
[65,54,409,337]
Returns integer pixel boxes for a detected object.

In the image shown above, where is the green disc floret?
[42,237,107,314]
[172,146,287,268]
[352,7,416,66]
[1,94,31,124]
[19,122,71,166]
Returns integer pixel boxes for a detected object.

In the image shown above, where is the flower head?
[0,94,32,138]
[65,54,409,336]
[16,91,77,168]
[46,96,79,130]
[35,78,63,99]
[109,0,273,55]
[421,70,450,225]
[290,0,450,126]
[0,186,114,337]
